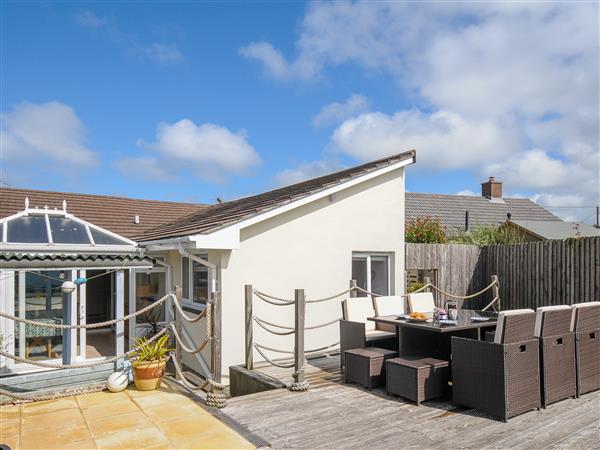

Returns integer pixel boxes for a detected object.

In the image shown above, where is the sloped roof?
[508,220,600,240]
[406,192,560,235]
[137,150,416,241]
[0,188,207,239]
[0,252,155,269]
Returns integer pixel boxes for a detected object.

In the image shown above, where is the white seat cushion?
[534,305,572,337]
[408,292,435,314]
[495,309,535,344]
[374,296,405,316]
[345,297,376,331]
[571,301,600,331]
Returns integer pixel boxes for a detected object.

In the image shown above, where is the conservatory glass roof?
[0,198,136,252]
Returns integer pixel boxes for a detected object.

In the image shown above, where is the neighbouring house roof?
[405,193,560,235]
[0,252,154,269]
[507,220,600,240]
[136,150,416,242]
[0,188,207,239]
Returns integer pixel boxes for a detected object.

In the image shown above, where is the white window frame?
[180,255,211,307]
[352,252,392,296]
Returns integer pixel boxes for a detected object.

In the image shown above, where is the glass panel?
[90,228,130,246]
[85,270,115,357]
[182,257,190,299]
[49,217,90,244]
[371,257,389,295]
[15,271,65,360]
[0,223,3,242]
[192,261,208,304]
[352,257,368,292]
[7,216,48,243]
[135,272,165,325]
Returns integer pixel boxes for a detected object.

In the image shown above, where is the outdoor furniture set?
[340,294,600,422]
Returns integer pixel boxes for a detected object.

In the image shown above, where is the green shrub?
[449,224,522,246]
[405,216,447,243]
[407,282,425,293]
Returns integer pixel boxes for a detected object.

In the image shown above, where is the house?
[0,150,416,387]
[406,177,560,235]
[501,219,600,241]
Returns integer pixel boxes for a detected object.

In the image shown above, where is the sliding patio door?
[129,268,166,345]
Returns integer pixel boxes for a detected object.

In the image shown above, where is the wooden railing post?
[244,284,253,370]
[174,286,183,380]
[491,275,500,311]
[349,279,357,298]
[424,276,435,307]
[211,291,222,383]
[291,288,308,391]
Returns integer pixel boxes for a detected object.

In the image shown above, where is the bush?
[407,282,425,293]
[449,224,522,246]
[405,216,447,243]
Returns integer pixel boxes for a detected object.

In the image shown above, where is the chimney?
[482,176,502,200]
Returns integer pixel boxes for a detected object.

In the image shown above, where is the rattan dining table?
[368,309,498,360]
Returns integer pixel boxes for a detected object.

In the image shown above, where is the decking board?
[222,355,600,449]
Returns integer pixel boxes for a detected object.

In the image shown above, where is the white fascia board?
[187,157,413,250]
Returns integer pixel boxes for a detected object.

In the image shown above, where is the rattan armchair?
[339,297,396,370]
[452,309,540,422]
[534,306,576,407]
[571,302,600,396]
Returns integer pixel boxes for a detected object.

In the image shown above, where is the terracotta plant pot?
[133,358,167,391]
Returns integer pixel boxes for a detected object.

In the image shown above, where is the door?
[130,269,166,345]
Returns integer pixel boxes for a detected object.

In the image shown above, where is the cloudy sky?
[1,2,598,222]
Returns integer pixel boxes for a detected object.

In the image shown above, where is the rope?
[253,345,296,369]
[169,323,211,355]
[169,355,226,391]
[304,318,340,330]
[353,286,382,297]
[306,288,353,303]
[253,317,295,335]
[253,343,295,354]
[172,297,209,323]
[253,289,295,306]
[1,383,106,405]
[481,296,500,312]
[0,327,169,369]
[0,293,174,329]
[305,342,339,354]
[427,279,499,300]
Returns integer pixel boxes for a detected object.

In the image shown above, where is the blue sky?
[1,2,598,222]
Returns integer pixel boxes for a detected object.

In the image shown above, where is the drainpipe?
[178,245,218,294]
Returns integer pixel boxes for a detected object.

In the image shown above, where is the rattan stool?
[344,347,397,390]
[386,356,449,405]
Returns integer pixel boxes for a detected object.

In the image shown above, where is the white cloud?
[274,159,342,186]
[313,94,370,128]
[114,157,172,182]
[1,101,98,167]
[455,189,477,197]
[119,119,261,182]
[252,2,598,222]
[74,10,184,65]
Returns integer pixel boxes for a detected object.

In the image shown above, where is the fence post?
[491,275,500,311]
[349,279,357,298]
[291,288,309,391]
[211,291,222,383]
[174,286,183,380]
[244,284,253,370]
[424,276,435,307]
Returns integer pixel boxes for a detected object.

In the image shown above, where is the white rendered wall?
[218,167,406,378]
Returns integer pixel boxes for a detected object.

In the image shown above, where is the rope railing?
[253,343,296,369]
[253,317,295,335]
[253,289,295,305]
[305,341,339,354]
[304,317,341,330]
[0,293,174,329]
[305,288,354,303]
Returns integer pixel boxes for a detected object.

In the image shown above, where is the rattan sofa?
[452,309,540,422]
[571,302,600,396]
[534,305,577,407]
[339,297,396,370]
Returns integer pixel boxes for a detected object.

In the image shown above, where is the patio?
[223,354,600,449]
[0,386,254,450]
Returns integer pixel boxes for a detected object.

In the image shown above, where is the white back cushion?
[346,297,376,331]
[495,309,535,343]
[571,301,600,331]
[374,296,405,316]
[408,293,435,314]
[534,305,572,337]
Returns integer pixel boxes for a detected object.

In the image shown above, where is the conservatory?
[0,198,160,375]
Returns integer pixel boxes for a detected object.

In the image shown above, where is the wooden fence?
[406,236,599,310]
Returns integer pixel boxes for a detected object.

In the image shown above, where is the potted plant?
[130,334,173,391]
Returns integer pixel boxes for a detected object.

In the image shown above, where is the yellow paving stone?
[0,404,21,420]
[94,425,170,450]
[87,411,152,439]
[140,401,203,423]
[21,406,86,430]
[20,424,93,449]
[21,397,78,415]
[153,414,224,440]
[81,397,139,421]
[0,431,19,450]
[76,391,131,409]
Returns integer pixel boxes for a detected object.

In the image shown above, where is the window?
[49,217,90,244]
[352,253,390,295]
[181,256,210,304]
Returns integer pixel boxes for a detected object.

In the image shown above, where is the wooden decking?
[223,355,600,449]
